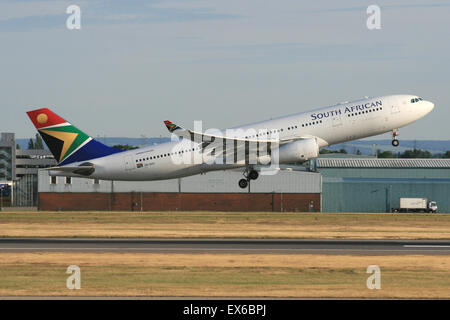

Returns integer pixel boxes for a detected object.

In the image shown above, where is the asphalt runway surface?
[1,238,450,255]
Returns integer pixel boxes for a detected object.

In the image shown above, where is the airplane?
[27,94,434,188]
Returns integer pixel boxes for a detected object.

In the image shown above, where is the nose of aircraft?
[425,100,435,113]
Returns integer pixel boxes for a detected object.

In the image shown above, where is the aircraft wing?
[164,120,306,165]
[164,120,278,144]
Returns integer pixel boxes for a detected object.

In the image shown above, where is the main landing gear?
[392,129,399,147]
[238,169,259,189]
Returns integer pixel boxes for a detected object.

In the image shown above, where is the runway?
[1,238,450,255]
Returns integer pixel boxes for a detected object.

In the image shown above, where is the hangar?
[315,158,450,213]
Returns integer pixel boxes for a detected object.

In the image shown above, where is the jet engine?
[272,138,319,164]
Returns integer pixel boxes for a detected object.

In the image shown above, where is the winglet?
[164,120,182,133]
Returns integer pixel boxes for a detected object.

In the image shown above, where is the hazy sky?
[2,0,449,140]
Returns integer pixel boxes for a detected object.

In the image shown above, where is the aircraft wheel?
[248,170,259,180]
[238,179,248,189]
[392,139,399,147]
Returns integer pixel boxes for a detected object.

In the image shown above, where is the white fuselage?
[54,94,434,181]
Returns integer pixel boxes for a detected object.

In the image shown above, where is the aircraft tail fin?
[26,108,123,165]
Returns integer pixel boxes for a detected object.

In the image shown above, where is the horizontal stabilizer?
[45,164,95,176]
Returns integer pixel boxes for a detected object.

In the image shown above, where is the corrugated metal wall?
[38,169,322,194]
[321,167,450,213]
[13,174,37,207]
[319,167,450,179]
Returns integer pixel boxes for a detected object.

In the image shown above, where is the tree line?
[320,147,450,158]
[376,149,450,158]
[22,134,44,150]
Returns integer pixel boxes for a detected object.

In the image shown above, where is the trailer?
[394,198,438,213]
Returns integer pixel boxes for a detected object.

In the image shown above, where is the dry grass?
[0,253,449,298]
[1,211,449,298]
[1,211,450,239]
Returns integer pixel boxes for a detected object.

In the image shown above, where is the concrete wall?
[0,133,15,181]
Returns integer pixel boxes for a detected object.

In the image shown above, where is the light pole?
[0,163,5,209]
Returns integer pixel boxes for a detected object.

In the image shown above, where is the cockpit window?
[411,97,423,103]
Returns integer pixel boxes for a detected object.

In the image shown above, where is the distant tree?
[356,149,362,155]
[320,148,348,154]
[27,138,34,150]
[16,144,21,150]
[112,144,139,150]
[35,133,44,149]
[442,151,450,159]
[377,150,397,158]
[399,148,431,158]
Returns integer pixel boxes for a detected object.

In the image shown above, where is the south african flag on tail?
[26,108,123,165]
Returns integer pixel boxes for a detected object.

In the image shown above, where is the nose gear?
[392,129,399,147]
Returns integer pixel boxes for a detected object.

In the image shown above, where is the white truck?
[395,198,438,213]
